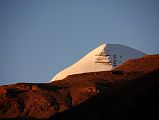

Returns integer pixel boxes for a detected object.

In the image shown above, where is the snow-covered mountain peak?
[83,44,106,57]
[50,44,145,82]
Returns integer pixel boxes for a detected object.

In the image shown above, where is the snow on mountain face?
[50,44,145,82]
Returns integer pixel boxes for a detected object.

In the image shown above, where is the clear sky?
[0,0,159,85]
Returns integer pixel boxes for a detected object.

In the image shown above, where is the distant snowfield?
[50,44,145,81]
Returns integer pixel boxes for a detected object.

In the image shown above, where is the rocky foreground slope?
[0,54,159,119]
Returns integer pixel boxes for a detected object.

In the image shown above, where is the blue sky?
[0,0,159,85]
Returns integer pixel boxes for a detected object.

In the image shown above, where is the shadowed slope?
[114,54,159,73]
[52,69,159,120]
[0,54,159,119]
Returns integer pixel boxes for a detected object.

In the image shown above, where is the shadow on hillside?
[33,83,68,91]
[52,69,159,120]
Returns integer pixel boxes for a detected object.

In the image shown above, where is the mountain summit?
[50,44,145,81]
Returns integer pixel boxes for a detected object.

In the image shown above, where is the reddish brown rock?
[31,85,40,91]
[0,54,159,119]
[0,88,7,95]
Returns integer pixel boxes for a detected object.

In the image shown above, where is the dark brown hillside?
[114,54,159,73]
[52,69,159,120]
[0,54,159,119]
